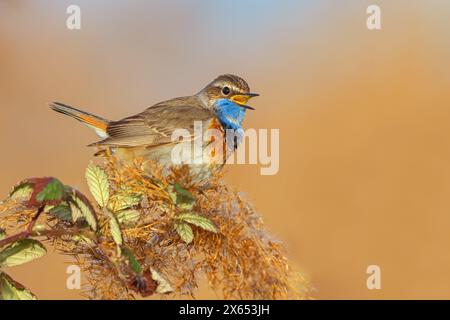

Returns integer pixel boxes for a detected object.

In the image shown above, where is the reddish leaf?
[27,177,65,208]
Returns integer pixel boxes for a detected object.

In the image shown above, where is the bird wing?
[90,96,214,148]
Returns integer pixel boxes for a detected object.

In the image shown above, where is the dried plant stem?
[0,205,44,248]
[0,156,310,299]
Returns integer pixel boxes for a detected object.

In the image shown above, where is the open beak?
[230,93,259,110]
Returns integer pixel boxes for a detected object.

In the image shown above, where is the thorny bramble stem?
[0,205,44,248]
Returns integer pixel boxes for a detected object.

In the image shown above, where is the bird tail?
[49,102,110,138]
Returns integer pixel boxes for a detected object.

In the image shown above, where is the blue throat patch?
[214,98,246,131]
[214,98,247,151]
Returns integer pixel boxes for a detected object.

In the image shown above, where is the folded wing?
[90,96,214,148]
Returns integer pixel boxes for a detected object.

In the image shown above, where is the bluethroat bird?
[49,74,258,179]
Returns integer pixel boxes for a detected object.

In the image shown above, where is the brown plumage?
[49,74,258,179]
[93,96,213,147]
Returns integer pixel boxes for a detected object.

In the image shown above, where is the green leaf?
[178,213,218,233]
[9,183,33,200]
[122,247,142,274]
[35,179,65,203]
[69,201,83,223]
[0,229,5,240]
[116,209,141,226]
[48,204,72,221]
[150,268,173,294]
[85,163,110,208]
[109,213,123,246]
[0,239,47,267]
[75,197,97,231]
[108,193,141,212]
[175,222,193,244]
[174,183,195,206]
[70,196,98,231]
[0,273,36,300]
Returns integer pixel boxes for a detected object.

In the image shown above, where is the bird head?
[197,74,259,111]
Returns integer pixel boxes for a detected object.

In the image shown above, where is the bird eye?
[222,86,231,96]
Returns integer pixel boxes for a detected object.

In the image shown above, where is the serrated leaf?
[108,193,141,212]
[116,209,141,226]
[75,197,97,231]
[85,163,109,208]
[174,183,195,205]
[48,204,72,221]
[0,239,46,267]
[69,201,83,222]
[9,183,33,200]
[35,179,65,203]
[178,213,218,233]
[150,268,173,294]
[109,213,123,246]
[122,247,142,274]
[0,273,36,300]
[175,222,193,244]
[70,196,98,231]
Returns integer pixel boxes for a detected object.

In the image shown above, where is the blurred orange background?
[1,0,450,299]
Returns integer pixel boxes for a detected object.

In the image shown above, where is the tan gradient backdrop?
[1,0,450,299]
